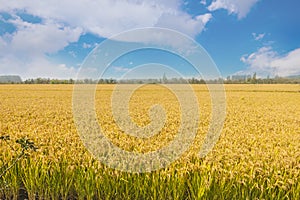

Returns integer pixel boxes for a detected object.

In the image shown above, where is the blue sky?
[0,0,299,79]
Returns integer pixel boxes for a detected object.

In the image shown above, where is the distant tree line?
[21,78,118,84]
[225,73,300,84]
[1,74,300,84]
[23,78,75,84]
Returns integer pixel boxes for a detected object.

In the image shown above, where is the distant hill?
[0,75,22,83]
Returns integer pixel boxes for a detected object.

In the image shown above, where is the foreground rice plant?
[0,84,299,199]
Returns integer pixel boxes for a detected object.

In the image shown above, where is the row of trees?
[23,78,117,84]
[225,73,300,84]
[21,77,300,84]
[1,75,300,84]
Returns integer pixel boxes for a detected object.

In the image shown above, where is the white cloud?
[82,43,92,49]
[112,27,204,56]
[240,47,300,77]
[68,51,76,58]
[5,17,82,56]
[0,0,213,78]
[0,54,78,79]
[0,0,210,38]
[155,13,212,38]
[200,0,207,5]
[252,32,265,41]
[0,15,82,79]
[111,13,211,54]
[113,66,130,73]
[25,62,78,79]
[208,0,259,19]
[271,49,300,77]
[83,42,98,49]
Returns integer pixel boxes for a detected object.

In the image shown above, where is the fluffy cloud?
[240,47,300,77]
[0,54,78,79]
[2,16,82,57]
[155,13,211,38]
[0,15,82,79]
[271,49,300,76]
[208,0,259,19]
[0,0,210,38]
[0,0,212,78]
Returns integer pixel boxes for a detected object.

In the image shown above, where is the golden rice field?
[0,84,300,199]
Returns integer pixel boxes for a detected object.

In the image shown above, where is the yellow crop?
[0,84,299,199]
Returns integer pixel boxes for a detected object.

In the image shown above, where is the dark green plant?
[0,135,37,179]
